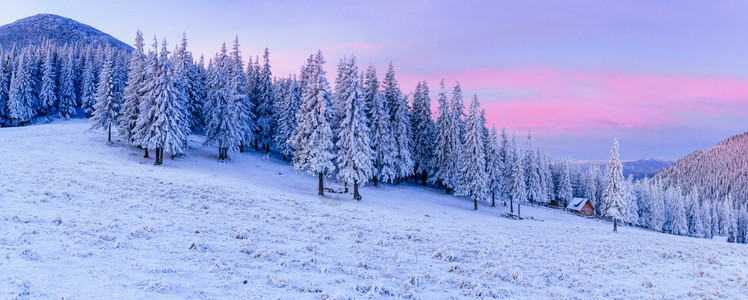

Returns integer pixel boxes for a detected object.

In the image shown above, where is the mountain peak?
[0,14,131,50]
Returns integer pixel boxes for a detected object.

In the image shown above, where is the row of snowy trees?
[77,31,587,211]
[0,42,129,126]
[600,139,748,243]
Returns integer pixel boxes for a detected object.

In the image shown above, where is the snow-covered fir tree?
[8,50,36,125]
[701,197,714,238]
[722,195,738,242]
[585,165,601,214]
[603,138,626,231]
[485,124,503,206]
[90,50,122,143]
[557,161,574,205]
[228,37,255,152]
[383,64,414,184]
[39,46,57,117]
[273,76,301,160]
[255,48,274,152]
[204,43,242,161]
[0,54,12,125]
[363,65,396,185]
[334,56,373,200]
[409,79,433,186]
[525,130,542,204]
[433,80,461,194]
[138,39,189,165]
[509,134,527,215]
[457,94,487,210]
[80,50,98,117]
[289,51,335,195]
[499,126,511,203]
[118,31,147,145]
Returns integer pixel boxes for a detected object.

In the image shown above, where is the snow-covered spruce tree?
[80,51,98,117]
[90,51,122,143]
[499,126,511,203]
[331,56,351,164]
[409,79,433,185]
[0,54,12,125]
[8,50,37,126]
[334,56,373,200]
[525,130,542,204]
[204,43,242,161]
[650,180,666,231]
[585,165,601,213]
[289,51,335,196]
[457,94,487,210]
[433,80,460,193]
[39,46,57,118]
[450,82,466,141]
[384,66,414,184]
[118,31,147,144]
[363,65,396,185]
[603,138,626,232]
[273,76,301,160]
[539,151,555,204]
[685,186,700,237]
[509,134,527,216]
[485,124,503,206]
[255,48,274,152]
[175,33,203,134]
[137,39,189,164]
[701,197,714,238]
[621,176,638,225]
[229,37,255,153]
[557,160,574,205]
[722,195,738,242]
[57,49,77,119]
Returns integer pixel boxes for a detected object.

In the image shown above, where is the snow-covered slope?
[655,131,748,206]
[0,14,131,50]
[1,121,746,298]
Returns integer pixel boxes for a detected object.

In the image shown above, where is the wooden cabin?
[567,197,595,216]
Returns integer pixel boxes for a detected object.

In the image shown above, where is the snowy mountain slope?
[655,131,748,205]
[0,14,131,50]
[1,121,746,298]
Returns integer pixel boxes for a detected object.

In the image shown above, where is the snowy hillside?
[655,132,748,206]
[0,14,131,50]
[1,121,747,298]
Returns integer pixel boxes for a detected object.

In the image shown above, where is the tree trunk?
[144,148,149,158]
[613,219,618,232]
[518,203,521,217]
[154,147,162,165]
[265,144,269,153]
[254,139,259,150]
[354,180,360,200]
[240,142,244,153]
[492,192,495,207]
[510,199,514,213]
[445,187,450,195]
[473,196,478,211]
[344,182,348,193]
[107,124,111,143]
[421,170,427,186]
[373,176,378,187]
[318,173,324,196]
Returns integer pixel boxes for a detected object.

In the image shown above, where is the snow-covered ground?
[1,120,746,299]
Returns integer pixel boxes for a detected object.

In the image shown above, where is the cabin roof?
[567,197,592,211]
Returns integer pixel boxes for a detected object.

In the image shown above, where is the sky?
[2,0,748,161]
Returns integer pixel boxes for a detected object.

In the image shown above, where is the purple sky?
[3,0,748,161]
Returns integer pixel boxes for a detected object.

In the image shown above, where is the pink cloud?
[403,67,748,136]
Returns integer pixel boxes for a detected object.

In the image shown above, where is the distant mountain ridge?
[0,14,131,50]
[580,158,673,180]
[654,131,748,205]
